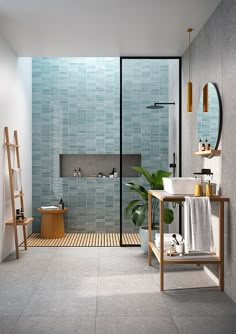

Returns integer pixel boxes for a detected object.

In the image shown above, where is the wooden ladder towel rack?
[4,127,33,259]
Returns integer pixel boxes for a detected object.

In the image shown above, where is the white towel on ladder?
[12,168,22,192]
[184,196,212,253]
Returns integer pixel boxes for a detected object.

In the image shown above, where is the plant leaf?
[152,170,172,189]
[125,167,174,228]
[125,182,148,200]
[131,204,147,226]
[125,199,141,216]
[132,166,152,185]
[163,208,174,224]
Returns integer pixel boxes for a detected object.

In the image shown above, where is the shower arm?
[154,102,175,106]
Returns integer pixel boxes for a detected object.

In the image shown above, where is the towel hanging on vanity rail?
[184,196,212,253]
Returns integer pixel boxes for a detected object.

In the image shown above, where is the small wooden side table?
[38,208,68,239]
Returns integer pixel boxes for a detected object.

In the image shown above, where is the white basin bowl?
[163,177,200,195]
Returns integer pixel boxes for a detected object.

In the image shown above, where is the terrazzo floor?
[0,246,236,334]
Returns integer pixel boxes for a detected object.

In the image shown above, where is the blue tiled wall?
[32,57,169,233]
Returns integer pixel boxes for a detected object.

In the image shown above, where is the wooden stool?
[38,208,68,239]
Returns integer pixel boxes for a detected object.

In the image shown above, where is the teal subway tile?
[32,57,169,232]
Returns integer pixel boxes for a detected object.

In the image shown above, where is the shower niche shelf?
[193,149,221,156]
[59,154,141,178]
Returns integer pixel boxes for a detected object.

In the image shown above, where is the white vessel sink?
[163,177,200,195]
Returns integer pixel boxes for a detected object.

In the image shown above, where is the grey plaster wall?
[182,0,236,302]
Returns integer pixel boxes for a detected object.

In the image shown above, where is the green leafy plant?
[125,167,174,229]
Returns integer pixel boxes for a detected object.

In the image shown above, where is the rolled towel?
[12,168,22,192]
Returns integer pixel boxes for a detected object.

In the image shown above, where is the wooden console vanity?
[148,190,229,291]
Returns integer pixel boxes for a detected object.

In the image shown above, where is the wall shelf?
[59,154,141,177]
[193,149,221,156]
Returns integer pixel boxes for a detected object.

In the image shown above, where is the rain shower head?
[146,103,164,109]
[146,102,175,109]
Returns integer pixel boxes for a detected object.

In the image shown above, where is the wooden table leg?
[160,200,164,291]
[23,225,27,250]
[148,192,152,266]
[219,200,224,291]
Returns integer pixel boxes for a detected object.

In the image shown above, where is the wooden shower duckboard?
[20,233,140,247]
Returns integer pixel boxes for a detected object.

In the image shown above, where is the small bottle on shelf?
[20,208,24,219]
[59,198,64,210]
[198,139,202,151]
[201,142,205,151]
[16,209,21,220]
[113,168,118,178]
[73,169,77,177]
[205,139,210,151]
[77,168,82,177]
[109,168,114,178]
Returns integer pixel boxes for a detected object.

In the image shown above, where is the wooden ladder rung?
[5,143,19,148]
[14,193,24,199]
[6,217,34,226]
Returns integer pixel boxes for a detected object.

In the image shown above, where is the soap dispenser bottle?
[73,169,77,177]
[194,177,203,196]
[205,180,213,197]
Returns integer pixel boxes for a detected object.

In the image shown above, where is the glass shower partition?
[32,57,180,246]
[120,58,181,246]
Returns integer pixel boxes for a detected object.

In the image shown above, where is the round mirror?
[197,83,222,158]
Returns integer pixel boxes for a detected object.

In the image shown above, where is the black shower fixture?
[146,102,175,109]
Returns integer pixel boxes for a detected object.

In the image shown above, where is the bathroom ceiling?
[0,0,221,56]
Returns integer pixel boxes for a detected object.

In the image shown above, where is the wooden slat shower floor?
[21,233,140,247]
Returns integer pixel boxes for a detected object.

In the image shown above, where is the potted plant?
[125,167,174,253]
